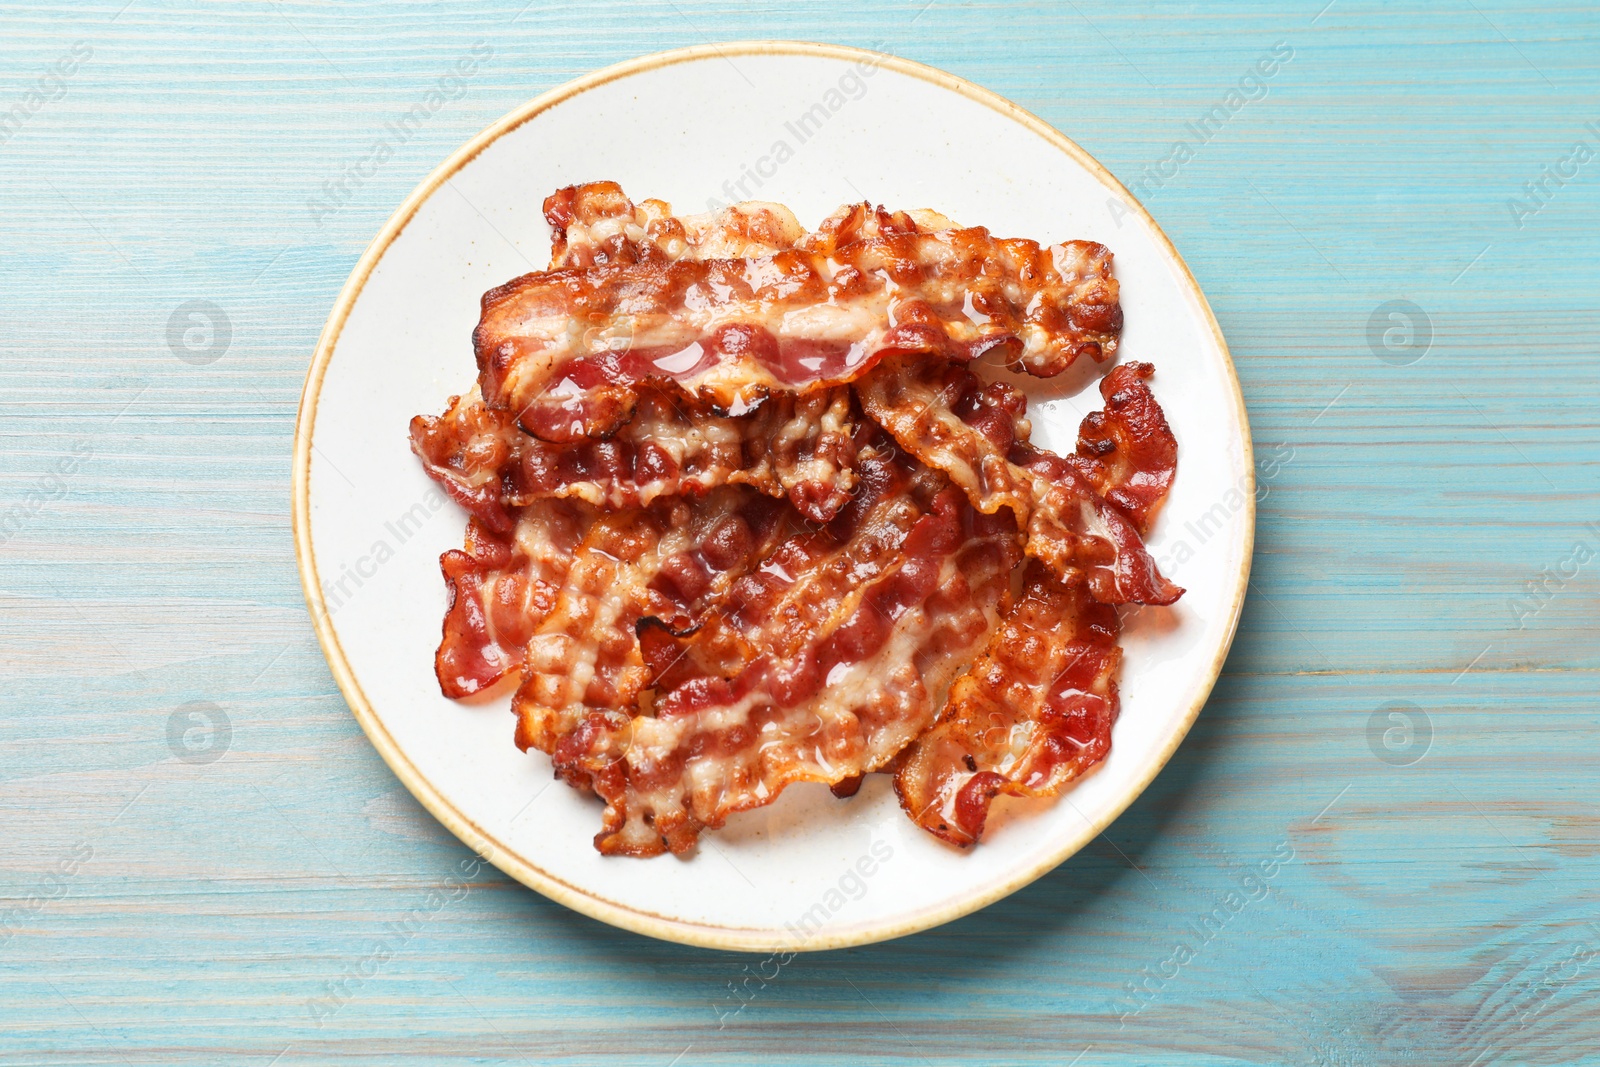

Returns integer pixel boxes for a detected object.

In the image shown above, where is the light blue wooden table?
[3,2,1597,1064]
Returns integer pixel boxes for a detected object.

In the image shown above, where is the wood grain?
[2,1,1598,1063]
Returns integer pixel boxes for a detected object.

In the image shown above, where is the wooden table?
[4,2,1596,1063]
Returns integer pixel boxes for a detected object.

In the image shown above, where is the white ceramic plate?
[294,42,1253,952]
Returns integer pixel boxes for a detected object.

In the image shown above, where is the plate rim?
[291,39,1256,952]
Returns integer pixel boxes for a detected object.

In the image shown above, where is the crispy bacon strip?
[410,384,860,527]
[511,488,796,757]
[410,389,523,537]
[1066,362,1178,534]
[894,562,1121,847]
[551,451,1022,856]
[544,181,807,268]
[855,359,1181,605]
[1010,445,1180,605]
[632,445,944,688]
[434,502,593,698]
[475,189,1120,440]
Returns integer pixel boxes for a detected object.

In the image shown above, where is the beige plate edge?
[290,40,1257,953]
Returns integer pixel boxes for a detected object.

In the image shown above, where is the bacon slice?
[894,562,1121,847]
[550,451,1023,856]
[474,189,1121,441]
[855,359,1181,605]
[410,389,524,537]
[1065,362,1178,535]
[410,384,860,527]
[632,445,945,690]
[1010,446,1180,605]
[434,502,593,698]
[544,181,807,268]
[511,488,796,757]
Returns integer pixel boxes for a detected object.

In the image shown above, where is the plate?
[293,42,1254,951]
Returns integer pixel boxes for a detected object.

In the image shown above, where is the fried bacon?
[410,390,523,536]
[894,562,1121,847]
[856,358,1181,605]
[802,201,960,253]
[416,184,1197,857]
[549,449,1022,856]
[544,181,807,268]
[435,502,593,698]
[511,488,796,758]
[410,384,860,527]
[1065,362,1178,534]
[474,185,1121,441]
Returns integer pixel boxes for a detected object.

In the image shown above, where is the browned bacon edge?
[434,502,593,698]
[548,449,1021,856]
[1066,362,1178,535]
[410,383,860,529]
[543,181,809,269]
[855,358,1182,606]
[474,185,1120,441]
[545,181,962,271]
[894,561,1121,847]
